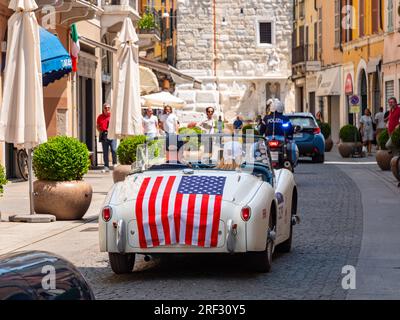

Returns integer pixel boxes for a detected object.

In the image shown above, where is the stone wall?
[177,0,293,78]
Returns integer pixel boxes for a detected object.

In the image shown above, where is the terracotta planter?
[376,150,393,171]
[325,137,334,152]
[33,180,93,220]
[113,165,132,183]
[338,142,362,158]
[391,156,400,182]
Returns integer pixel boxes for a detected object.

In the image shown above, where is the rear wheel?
[250,212,275,273]
[312,153,325,163]
[109,253,135,274]
[276,188,297,253]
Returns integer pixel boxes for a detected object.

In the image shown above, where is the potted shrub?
[338,125,362,158]
[0,164,7,196]
[32,136,92,220]
[376,129,393,171]
[320,122,333,152]
[390,127,400,182]
[242,124,260,136]
[114,135,148,183]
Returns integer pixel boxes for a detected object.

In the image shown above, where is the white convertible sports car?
[99,134,299,274]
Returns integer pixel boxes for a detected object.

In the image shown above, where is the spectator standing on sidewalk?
[374,107,386,144]
[160,105,179,134]
[97,103,117,172]
[360,108,374,156]
[233,116,243,131]
[142,107,159,139]
[387,97,400,135]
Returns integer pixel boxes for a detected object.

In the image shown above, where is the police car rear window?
[288,117,317,129]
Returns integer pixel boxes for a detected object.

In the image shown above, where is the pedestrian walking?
[360,108,374,156]
[374,107,386,144]
[387,97,400,135]
[316,111,324,125]
[217,115,224,133]
[142,107,159,139]
[97,103,117,172]
[159,105,179,134]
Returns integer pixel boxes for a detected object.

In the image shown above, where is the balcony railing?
[292,45,305,65]
[292,44,319,65]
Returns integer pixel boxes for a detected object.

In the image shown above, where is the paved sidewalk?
[324,148,400,299]
[0,170,114,255]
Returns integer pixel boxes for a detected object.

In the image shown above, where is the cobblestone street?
[9,160,367,300]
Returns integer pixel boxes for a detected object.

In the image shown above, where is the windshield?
[135,134,273,174]
[288,116,317,129]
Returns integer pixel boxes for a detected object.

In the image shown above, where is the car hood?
[108,170,264,207]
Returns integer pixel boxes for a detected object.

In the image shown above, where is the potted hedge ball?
[390,126,400,182]
[114,135,148,183]
[320,122,333,152]
[32,136,92,220]
[376,129,393,171]
[338,125,362,158]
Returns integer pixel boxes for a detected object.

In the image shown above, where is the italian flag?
[70,24,80,72]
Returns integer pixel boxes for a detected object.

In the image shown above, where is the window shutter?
[259,22,272,44]
[372,0,379,33]
[359,0,365,37]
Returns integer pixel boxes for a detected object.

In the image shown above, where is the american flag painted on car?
[135,175,226,249]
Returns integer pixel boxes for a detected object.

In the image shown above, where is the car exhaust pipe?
[284,161,291,169]
[144,255,151,262]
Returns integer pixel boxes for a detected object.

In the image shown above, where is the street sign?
[349,95,360,113]
[350,95,360,106]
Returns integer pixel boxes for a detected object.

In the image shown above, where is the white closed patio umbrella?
[0,0,54,222]
[108,17,143,139]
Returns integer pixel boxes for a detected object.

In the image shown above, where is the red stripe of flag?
[197,194,210,247]
[185,194,197,245]
[135,177,150,248]
[174,193,183,243]
[148,177,163,247]
[210,195,223,247]
[161,176,175,245]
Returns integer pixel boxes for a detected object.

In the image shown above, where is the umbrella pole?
[28,148,35,215]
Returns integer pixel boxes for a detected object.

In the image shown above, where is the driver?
[261,99,294,138]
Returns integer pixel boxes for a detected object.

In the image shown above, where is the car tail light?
[241,207,251,221]
[102,206,112,222]
[313,127,321,134]
[268,140,281,148]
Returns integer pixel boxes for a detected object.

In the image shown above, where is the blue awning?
[40,27,72,87]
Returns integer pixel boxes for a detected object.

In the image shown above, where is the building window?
[334,0,341,47]
[257,21,274,45]
[318,8,322,54]
[372,0,380,33]
[359,0,365,37]
[385,80,394,106]
[387,0,394,32]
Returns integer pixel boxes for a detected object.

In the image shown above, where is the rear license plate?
[294,133,303,138]
[271,152,279,161]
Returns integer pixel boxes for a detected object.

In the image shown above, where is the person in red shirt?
[97,103,117,171]
[387,97,400,135]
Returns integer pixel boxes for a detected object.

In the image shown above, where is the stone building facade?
[175,0,294,122]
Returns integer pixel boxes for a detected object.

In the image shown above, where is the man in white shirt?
[142,107,159,138]
[159,105,179,134]
[374,107,386,143]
